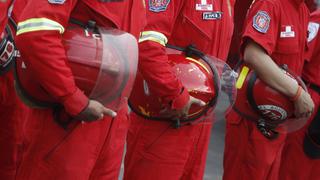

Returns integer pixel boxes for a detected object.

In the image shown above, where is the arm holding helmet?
[138,0,204,119]
[15,0,115,120]
[241,1,314,118]
[243,41,314,118]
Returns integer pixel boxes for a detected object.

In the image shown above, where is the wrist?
[170,87,190,110]
[290,86,302,102]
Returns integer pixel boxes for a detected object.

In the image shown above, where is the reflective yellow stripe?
[236,66,250,89]
[139,31,168,46]
[17,18,65,36]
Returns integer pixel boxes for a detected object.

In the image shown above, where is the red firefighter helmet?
[15,24,138,110]
[129,50,221,124]
[233,64,307,134]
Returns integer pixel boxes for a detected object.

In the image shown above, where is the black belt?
[302,78,320,94]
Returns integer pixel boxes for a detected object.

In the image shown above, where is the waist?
[303,78,320,94]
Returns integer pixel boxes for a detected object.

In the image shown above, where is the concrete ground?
[204,118,225,180]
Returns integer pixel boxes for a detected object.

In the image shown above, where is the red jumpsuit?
[223,0,309,180]
[227,0,254,68]
[14,1,145,179]
[279,10,320,180]
[0,1,30,179]
[124,0,234,179]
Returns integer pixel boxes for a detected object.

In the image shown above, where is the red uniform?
[227,0,254,68]
[279,10,320,180]
[14,1,145,179]
[0,1,30,179]
[223,0,309,180]
[124,0,234,179]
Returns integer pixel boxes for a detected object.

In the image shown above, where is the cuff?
[62,88,89,116]
[170,88,190,110]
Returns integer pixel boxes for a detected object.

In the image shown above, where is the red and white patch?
[253,11,270,33]
[0,41,14,66]
[308,22,320,42]
[195,0,213,11]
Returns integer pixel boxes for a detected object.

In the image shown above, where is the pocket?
[43,121,104,172]
[275,38,299,54]
[171,4,213,51]
[182,12,214,40]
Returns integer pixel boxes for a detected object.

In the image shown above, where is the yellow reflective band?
[139,31,168,46]
[236,66,250,89]
[17,18,65,36]
[186,57,210,74]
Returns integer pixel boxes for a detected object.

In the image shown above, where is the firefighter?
[223,0,314,180]
[124,0,235,179]
[13,0,145,179]
[279,7,320,180]
[0,0,30,179]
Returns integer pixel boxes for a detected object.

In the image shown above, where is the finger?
[98,113,104,120]
[102,107,117,117]
[192,98,206,106]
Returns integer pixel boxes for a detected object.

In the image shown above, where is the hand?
[75,100,117,122]
[294,90,314,118]
[160,96,206,119]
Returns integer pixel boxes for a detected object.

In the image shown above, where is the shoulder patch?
[308,22,319,42]
[48,0,65,5]
[149,0,170,12]
[253,11,270,34]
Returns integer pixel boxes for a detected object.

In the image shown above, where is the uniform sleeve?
[139,0,189,110]
[241,0,280,56]
[15,0,88,116]
[305,16,320,61]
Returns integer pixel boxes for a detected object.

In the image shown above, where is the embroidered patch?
[253,11,270,33]
[280,26,295,38]
[48,0,65,5]
[203,12,223,20]
[196,0,213,11]
[149,0,170,12]
[308,22,320,42]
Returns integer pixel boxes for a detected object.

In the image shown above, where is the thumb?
[102,107,117,117]
[191,96,206,106]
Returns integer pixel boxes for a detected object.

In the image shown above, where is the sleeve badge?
[253,11,270,33]
[149,0,170,12]
[307,22,319,42]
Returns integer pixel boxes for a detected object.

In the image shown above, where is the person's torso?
[270,0,309,75]
[168,0,235,60]
[70,0,146,39]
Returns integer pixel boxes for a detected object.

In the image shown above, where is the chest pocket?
[170,1,214,51]
[275,37,300,54]
[275,24,300,54]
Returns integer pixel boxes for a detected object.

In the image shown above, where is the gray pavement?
[204,117,226,180]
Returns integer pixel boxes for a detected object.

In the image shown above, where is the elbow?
[243,41,264,67]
